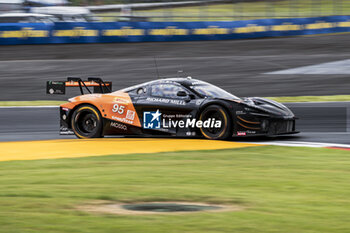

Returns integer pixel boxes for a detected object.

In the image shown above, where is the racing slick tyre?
[71,105,103,139]
[199,105,232,140]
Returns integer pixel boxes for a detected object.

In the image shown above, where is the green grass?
[0,146,350,233]
[99,0,350,22]
[2,95,350,106]
[0,101,65,106]
[267,95,350,103]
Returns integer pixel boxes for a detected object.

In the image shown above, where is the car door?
[135,83,199,135]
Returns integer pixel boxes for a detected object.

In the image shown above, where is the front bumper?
[235,116,298,137]
[268,119,296,135]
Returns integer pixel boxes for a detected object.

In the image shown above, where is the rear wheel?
[199,105,232,140]
[71,105,103,139]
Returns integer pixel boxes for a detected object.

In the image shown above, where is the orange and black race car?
[47,77,298,140]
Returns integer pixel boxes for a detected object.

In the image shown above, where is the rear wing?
[47,77,112,95]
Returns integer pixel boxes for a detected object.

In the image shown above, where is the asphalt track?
[0,33,349,144]
[0,34,349,101]
[0,102,349,144]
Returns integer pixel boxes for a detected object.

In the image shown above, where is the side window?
[151,84,188,98]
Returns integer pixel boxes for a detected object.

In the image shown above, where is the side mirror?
[177,91,188,97]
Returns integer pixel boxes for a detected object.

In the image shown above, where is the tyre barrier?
[0,15,349,45]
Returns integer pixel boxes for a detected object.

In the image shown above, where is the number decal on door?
[112,104,125,115]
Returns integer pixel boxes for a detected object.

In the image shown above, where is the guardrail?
[0,16,349,45]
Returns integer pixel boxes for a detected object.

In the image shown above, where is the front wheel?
[71,105,103,139]
[199,105,232,140]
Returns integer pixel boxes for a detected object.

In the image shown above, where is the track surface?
[0,102,349,144]
[0,34,349,143]
[0,34,349,101]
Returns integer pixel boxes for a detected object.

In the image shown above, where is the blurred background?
[0,0,349,141]
[0,0,349,23]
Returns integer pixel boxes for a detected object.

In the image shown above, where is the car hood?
[240,97,295,118]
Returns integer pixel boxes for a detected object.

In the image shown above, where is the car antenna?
[154,57,160,79]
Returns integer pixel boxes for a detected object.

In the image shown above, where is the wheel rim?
[75,111,98,135]
[200,109,227,138]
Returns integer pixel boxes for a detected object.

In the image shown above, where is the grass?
[0,146,350,233]
[0,101,65,106]
[267,95,350,103]
[1,95,350,106]
[98,0,350,22]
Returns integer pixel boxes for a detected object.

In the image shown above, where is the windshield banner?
[0,16,349,45]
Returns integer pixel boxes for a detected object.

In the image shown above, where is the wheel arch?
[198,100,235,121]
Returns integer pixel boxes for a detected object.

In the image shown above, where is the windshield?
[192,83,240,100]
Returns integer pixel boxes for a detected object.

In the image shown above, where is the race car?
[47,77,298,140]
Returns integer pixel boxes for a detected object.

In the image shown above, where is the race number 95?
[112,104,125,115]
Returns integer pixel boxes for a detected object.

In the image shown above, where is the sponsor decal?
[237,131,247,136]
[246,130,256,134]
[110,122,127,131]
[53,27,98,37]
[163,114,192,118]
[236,110,246,115]
[111,104,135,122]
[49,81,64,85]
[59,126,74,135]
[143,110,161,129]
[112,103,125,115]
[163,118,221,129]
[126,110,136,121]
[102,27,145,37]
[77,94,102,100]
[113,97,129,104]
[91,94,102,98]
[143,110,221,129]
[105,92,141,127]
[148,27,189,36]
[111,115,134,125]
[0,27,49,39]
[186,132,197,136]
[193,26,230,35]
[146,97,186,106]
